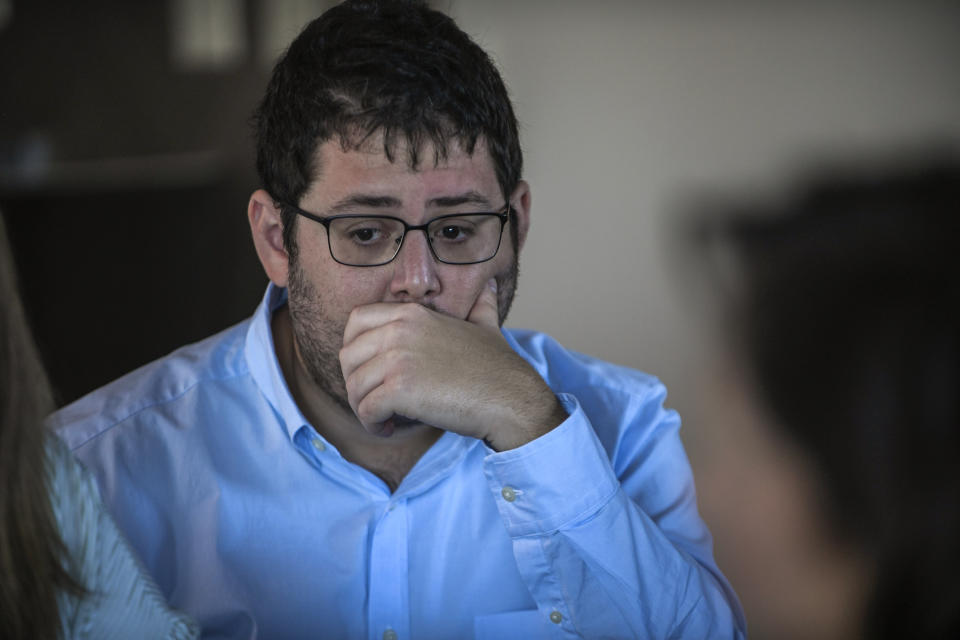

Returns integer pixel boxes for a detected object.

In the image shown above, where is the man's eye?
[435,223,475,242]
[441,225,463,239]
[348,227,381,243]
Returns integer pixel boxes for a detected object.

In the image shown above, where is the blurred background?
[2,1,959,637]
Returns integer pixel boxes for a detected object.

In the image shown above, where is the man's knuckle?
[385,370,408,396]
[343,375,359,399]
[384,321,406,344]
[356,402,374,423]
[384,347,405,368]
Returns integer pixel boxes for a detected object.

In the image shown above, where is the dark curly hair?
[706,159,960,639]
[253,0,523,260]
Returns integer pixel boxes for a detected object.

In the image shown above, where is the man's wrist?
[486,392,568,452]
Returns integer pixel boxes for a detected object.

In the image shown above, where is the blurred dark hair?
[0,214,84,638]
[698,159,959,638]
[252,0,523,261]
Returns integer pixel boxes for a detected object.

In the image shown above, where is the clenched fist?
[339,279,567,450]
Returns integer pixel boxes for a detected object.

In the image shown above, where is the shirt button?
[383,629,398,640]
[549,610,563,624]
[501,486,517,502]
[311,438,325,452]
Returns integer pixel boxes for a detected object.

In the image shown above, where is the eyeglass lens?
[328,214,503,266]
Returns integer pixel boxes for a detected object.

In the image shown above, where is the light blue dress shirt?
[51,285,745,639]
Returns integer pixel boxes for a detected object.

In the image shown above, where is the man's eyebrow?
[329,194,403,212]
[328,191,495,212]
[427,192,494,208]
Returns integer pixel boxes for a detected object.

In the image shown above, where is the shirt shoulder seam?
[67,365,250,451]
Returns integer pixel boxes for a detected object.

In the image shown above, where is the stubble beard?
[286,259,354,415]
[285,252,520,418]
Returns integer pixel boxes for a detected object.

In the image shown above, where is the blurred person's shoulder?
[45,433,201,638]
[48,319,252,451]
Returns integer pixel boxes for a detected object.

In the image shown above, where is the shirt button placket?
[369,500,409,640]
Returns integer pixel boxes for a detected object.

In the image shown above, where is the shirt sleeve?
[49,436,200,640]
[481,392,746,639]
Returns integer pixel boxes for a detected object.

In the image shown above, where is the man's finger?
[357,385,414,436]
[343,302,416,346]
[340,320,395,381]
[342,350,390,416]
[467,278,499,329]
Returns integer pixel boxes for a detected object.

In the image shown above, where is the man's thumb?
[467,278,500,329]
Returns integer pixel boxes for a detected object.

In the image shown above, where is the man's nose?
[388,230,441,301]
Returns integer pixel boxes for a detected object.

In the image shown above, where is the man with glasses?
[51,1,744,638]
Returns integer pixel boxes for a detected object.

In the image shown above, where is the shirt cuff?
[481,393,620,537]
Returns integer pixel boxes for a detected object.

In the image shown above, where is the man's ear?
[248,189,289,288]
[510,180,532,252]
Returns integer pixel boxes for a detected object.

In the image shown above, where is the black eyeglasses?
[283,203,511,267]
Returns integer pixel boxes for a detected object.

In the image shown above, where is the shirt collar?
[245,283,311,442]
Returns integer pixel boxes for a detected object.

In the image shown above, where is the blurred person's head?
[693,158,959,639]
[252,0,523,263]
[0,213,83,638]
